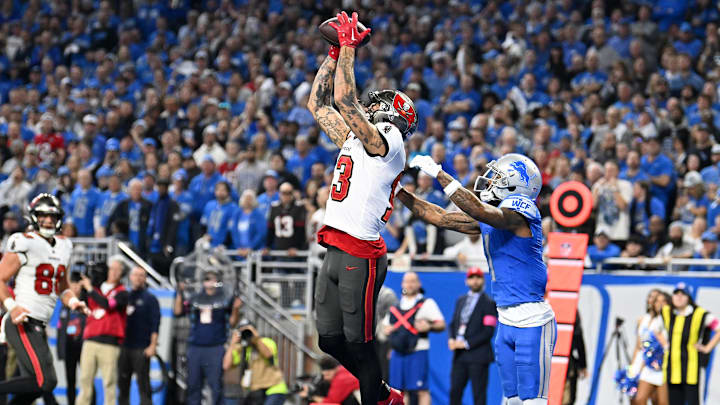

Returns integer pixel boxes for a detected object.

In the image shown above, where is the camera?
[240,327,254,342]
[75,261,108,287]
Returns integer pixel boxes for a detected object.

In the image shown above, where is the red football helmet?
[365,90,418,137]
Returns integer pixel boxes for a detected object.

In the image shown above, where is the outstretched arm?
[308,52,350,148]
[435,171,529,233]
[330,12,386,156]
[407,155,528,233]
[396,188,481,234]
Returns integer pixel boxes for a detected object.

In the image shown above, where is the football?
[318,17,372,48]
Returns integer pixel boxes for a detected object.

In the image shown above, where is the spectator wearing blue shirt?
[424,52,458,102]
[676,171,710,226]
[508,73,551,115]
[257,171,280,220]
[689,231,720,271]
[81,114,107,164]
[619,150,650,184]
[641,136,675,213]
[140,171,159,204]
[489,66,515,101]
[170,171,194,256]
[667,53,705,93]
[66,169,102,237]
[286,94,315,136]
[442,75,481,124]
[586,229,622,269]
[607,20,633,59]
[674,23,703,60]
[286,135,320,187]
[97,172,128,237]
[231,190,267,255]
[571,51,607,97]
[189,156,225,220]
[707,190,720,231]
[201,181,238,248]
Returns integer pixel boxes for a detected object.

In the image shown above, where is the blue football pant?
[495,319,556,401]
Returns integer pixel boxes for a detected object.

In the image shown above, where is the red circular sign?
[550,181,593,228]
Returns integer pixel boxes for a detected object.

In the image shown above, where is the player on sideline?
[396,154,556,405]
[307,10,418,405]
[0,194,89,403]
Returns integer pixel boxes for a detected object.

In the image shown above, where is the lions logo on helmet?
[364,89,418,137]
[474,153,541,204]
[28,193,64,238]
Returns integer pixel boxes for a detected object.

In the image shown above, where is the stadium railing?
[595,257,720,272]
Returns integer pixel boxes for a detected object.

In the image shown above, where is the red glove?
[328,45,340,60]
[328,11,371,49]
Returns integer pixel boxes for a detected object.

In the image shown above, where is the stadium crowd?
[1,0,720,273]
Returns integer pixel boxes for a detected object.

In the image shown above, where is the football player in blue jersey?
[396,153,556,405]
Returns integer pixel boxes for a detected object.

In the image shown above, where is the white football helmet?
[474,153,542,204]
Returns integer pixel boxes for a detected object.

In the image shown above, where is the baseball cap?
[712,144,720,154]
[466,267,484,279]
[40,112,54,122]
[448,119,466,130]
[673,282,694,297]
[58,166,70,176]
[263,169,279,179]
[96,166,115,178]
[406,83,422,93]
[83,114,98,125]
[3,211,18,221]
[143,138,157,148]
[202,154,215,164]
[684,171,703,188]
[172,169,188,181]
[157,177,170,186]
[278,81,292,91]
[105,138,120,151]
[680,22,692,33]
[203,125,218,135]
[594,227,610,237]
[701,231,718,242]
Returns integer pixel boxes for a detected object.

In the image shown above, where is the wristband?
[68,297,80,308]
[443,180,462,196]
[328,46,340,60]
[3,298,16,312]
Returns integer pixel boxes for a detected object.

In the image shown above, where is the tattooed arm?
[396,188,481,234]
[334,47,388,156]
[435,171,531,235]
[308,56,350,148]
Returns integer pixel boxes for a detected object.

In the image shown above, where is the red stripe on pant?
[364,258,377,342]
[17,323,44,388]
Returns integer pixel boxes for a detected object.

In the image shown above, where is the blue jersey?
[66,186,103,236]
[201,200,238,247]
[98,191,128,228]
[480,195,546,307]
[230,208,267,250]
[171,190,194,250]
[188,172,224,218]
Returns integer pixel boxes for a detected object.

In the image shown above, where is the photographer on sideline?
[299,356,359,405]
[174,269,243,405]
[77,258,129,405]
[222,321,288,405]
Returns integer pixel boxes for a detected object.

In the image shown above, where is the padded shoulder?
[498,194,541,223]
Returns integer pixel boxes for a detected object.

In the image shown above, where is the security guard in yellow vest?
[662,283,720,405]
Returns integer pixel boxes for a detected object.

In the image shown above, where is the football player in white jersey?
[307,11,418,405]
[0,193,89,402]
